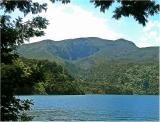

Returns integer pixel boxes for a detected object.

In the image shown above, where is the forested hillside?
[18,37,159,62]
[78,61,159,95]
[2,58,84,95]
[17,37,159,95]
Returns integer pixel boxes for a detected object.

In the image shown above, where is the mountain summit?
[17,37,158,63]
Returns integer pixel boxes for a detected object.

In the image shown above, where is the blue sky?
[1,0,160,47]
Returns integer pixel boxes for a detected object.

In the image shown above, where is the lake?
[18,95,159,121]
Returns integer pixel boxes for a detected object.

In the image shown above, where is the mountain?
[18,37,159,59]
[17,37,159,67]
[17,37,159,95]
[18,37,110,61]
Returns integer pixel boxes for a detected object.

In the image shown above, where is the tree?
[1,2,48,64]
[52,0,159,26]
[91,0,159,26]
[0,0,48,120]
[1,60,44,120]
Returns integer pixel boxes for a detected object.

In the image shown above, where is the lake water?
[18,95,159,121]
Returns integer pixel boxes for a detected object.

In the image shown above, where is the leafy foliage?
[1,56,84,120]
[91,0,159,26]
[15,58,84,95]
[79,61,159,95]
[1,0,48,121]
[1,15,48,64]
[47,0,160,26]
[1,60,43,120]
[0,0,47,14]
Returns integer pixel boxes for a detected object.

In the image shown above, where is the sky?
[1,0,160,47]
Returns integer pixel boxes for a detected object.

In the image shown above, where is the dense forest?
[2,58,84,95]
[76,61,159,95]
[2,57,158,95]
[16,38,159,95]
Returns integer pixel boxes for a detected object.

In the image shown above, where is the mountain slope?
[18,37,111,61]
[17,37,159,95]
[18,37,159,62]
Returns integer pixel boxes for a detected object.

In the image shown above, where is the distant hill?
[17,37,159,95]
[18,37,159,67]
[18,37,158,59]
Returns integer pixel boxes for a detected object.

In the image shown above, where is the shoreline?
[16,94,159,96]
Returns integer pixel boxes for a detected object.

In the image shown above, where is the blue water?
[18,95,159,121]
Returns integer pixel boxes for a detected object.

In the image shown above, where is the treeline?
[2,57,159,95]
[2,58,84,95]
[77,61,159,95]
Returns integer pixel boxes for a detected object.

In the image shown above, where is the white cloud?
[23,1,159,48]
[24,1,123,43]
[137,21,160,47]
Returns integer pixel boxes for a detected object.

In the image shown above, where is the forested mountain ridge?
[17,37,159,63]
[17,37,159,95]
[18,37,159,71]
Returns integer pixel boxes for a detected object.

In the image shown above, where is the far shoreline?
[16,94,159,96]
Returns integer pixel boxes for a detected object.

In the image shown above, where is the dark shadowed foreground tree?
[0,0,159,121]
[0,0,70,120]
[90,0,159,26]
[0,0,48,120]
[50,0,159,26]
[1,59,44,120]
